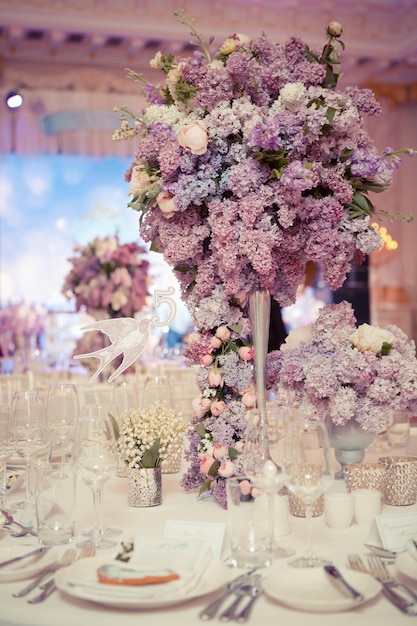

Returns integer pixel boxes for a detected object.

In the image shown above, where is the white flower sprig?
[119,401,187,469]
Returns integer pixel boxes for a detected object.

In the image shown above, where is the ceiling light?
[5,91,23,109]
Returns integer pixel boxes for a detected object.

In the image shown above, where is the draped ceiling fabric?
[0,0,417,339]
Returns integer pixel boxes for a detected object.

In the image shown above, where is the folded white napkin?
[405,539,417,562]
[65,537,213,600]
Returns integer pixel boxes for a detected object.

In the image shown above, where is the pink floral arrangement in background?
[61,235,150,319]
[114,10,415,507]
[270,300,417,432]
[0,302,47,356]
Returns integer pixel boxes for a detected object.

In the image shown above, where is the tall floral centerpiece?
[114,11,414,507]
[270,301,417,470]
[62,235,150,374]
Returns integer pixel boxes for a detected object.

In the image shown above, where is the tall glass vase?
[243,290,271,476]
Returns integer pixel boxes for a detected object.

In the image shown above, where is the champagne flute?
[9,390,49,510]
[0,404,12,507]
[46,383,79,463]
[73,410,118,550]
[284,459,333,567]
[79,403,122,539]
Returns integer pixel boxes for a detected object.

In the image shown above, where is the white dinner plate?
[396,551,417,581]
[0,546,56,583]
[55,558,230,609]
[262,565,381,612]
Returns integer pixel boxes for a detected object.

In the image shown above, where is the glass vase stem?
[248,290,271,421]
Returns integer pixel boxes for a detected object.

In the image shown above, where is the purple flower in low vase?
[271,301,417,477]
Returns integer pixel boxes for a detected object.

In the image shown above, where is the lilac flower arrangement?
[62,235,150,319]
[114,11,414,506]
[271,300,417,432]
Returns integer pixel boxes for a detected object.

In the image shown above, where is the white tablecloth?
[1,438,417,626]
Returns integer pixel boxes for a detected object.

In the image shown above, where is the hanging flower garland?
[114,11,414,507]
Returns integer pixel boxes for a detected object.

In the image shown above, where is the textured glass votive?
[288,493,324,517]
[378,456,417,506]
[344,463,386,493]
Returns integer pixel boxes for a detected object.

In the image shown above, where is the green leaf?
[381,342,392,357]
[196,423,207,437]
[140,437,161,468]
[198,478,212,497]
[228,324,243,334]
[326,107,336,122]
[150,239,162,253]
[228,447,239,460]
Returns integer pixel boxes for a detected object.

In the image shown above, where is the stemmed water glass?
[9,390,49,510]
[0,404,12,507]
[243,407,295,559]
[46,383,79,463]
[282,431,333,568]
[73,409,118,550]
[78,403,122,541]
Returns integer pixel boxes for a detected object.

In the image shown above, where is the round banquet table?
[1,435,417,626]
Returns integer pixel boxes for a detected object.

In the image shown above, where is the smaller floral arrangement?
[61,235,150,319]
[271,300,417,432]
[119,401,187,470]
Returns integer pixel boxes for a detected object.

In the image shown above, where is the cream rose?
[129,165,151,195]
[350,323,395,354]
[215,325,231,342]
[177,121,208,156]
[327,21,343,37]
[280,325,312,351]
[219,33,251,55]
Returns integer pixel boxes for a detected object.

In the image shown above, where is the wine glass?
[46,383,79,463]
[9,390,49,510]
[78,403,122,539]
[283,456,333,567]
[0,404,12,507]
[141,375,173,409]
[73,410,118,550]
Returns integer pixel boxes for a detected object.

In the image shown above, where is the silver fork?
[348,554,416,615]
[367,556,417,605]
[28,541,96,604]
[13,548,77,598]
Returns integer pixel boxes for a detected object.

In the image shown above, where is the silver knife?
[324,564,364,601]
[0,546,51,569]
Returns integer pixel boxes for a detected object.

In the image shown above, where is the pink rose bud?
[177,121,209,155]
[191,397,208,418]
[200,354,214,366]
[211,400,227,416]
[215,325,231,341]
[218,460,235,478]
[241,391,257,408]
[208,369,224,387]
[239,480,251,496]
[212,444,228,459]
[199,455,215,476]
[327,21,342,37]
[201,397,212,410]
[234,441,244,452]
[210,336,222,350]
[251,487,263,498]
[238,346,254,361]
[157,190,178,218]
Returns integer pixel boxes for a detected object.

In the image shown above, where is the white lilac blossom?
[115,11,415,507]
[272,301,417,432]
